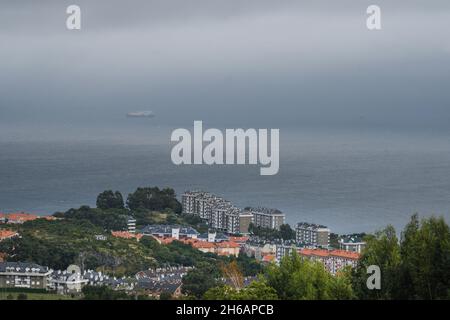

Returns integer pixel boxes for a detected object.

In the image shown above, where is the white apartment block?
[127,216,136,234]
[182,191,241,234]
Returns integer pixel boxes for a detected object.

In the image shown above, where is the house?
[49,265,88,294]
[1,212,39,224]
[140,225,199,239]
[0,262,52,290]
[339,235,366,253]
[0,230,19,242]
[111,231,143,241]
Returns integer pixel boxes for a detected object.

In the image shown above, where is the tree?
[182,262,219,298]
[352,225,401,300]
[127,187,182,213]
[399,214,450,299]
[352,215,450,300]
[264,251,354,300]
[159,291,173,300]
[82,285,129,300]
[96,190,124,209]
[279,224,296,240]
[204,280,278,300]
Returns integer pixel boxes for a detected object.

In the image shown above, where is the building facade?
[0,262,51,290]
[296,222,330,248]
[298,248,360,275]
[339,236,366,253]
[248,208,285,230]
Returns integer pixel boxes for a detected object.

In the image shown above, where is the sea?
[1,122,449,234]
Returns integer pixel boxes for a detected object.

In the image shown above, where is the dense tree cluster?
[96,190,125,210]
[352,214,450,300]
[248,223,296,241]
[126,187,182,213]
[54,206,128,231]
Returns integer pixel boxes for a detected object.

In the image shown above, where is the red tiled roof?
[111,231,143,241]
[299,248,360,260]
[228,236,249,243]
[0,230,19,240]
[216,241,240,249]
[3,212,39,222]
[262,254,275,262]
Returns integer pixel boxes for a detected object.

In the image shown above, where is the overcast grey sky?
[1,1,450,131]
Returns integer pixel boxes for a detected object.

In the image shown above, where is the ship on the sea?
[126,111,155,118]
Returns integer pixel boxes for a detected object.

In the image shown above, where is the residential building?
[0,230,19,242]
[210,203,241,234]
[111,231,143,241]
[181,191,202,215]
[140,225,199,239]
[181,191,243,234]
[296,222,330,248]
[239,212,253,234]
[339,235,366,253]
[275,243,297,262]
[193,241,240,257]
[197,232,229,243]
[298,248,360,275]
[94,234,107,241]
[0,262,52,289]
[127,216,137,234]
[49,265,88,294]
[0,212,39,224]
[247,207,285,230]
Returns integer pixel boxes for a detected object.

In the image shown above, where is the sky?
[1,0,450,133]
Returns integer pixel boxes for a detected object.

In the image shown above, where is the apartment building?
[238,212,253,234]
[127,216,137,234]
[296,222,330,248]
[298,248,360,275]
[210,203,241,234]
[339,235,366,253]
[247,208,285,230]
[0,262,52,290]
[182,191,244,234]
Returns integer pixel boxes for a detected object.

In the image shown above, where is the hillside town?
[0,189,368,299]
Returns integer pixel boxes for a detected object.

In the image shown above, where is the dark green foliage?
[54,206,128,231]
[279,224,296,240]
[96,190,125,209]
[0,219,155,274]
[204,280,278,300]
[82,285,129,300]
[264,251,354,300]
[352,214,450,300]
[235,253,263,276]
[182,262,220,298]
[17,293,28,300]
[159,291,172,300]
[127,187,182,213]
[249,223,295,240]
[140,236,219,267]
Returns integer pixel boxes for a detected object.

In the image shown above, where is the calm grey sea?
[1,124,449,234]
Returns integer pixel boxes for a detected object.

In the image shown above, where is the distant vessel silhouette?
[126,111,155,118]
